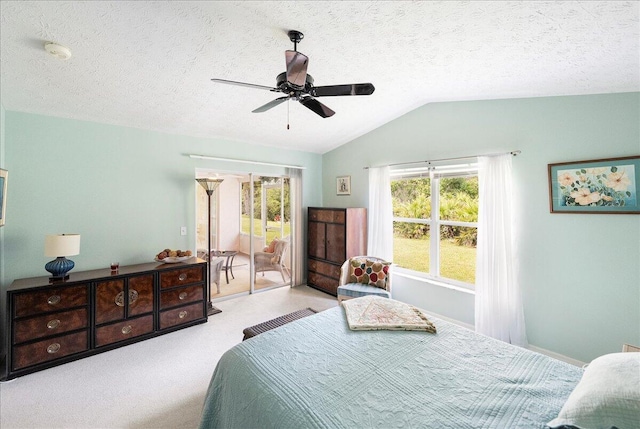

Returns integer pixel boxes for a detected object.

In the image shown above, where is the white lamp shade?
[45,234,81,257]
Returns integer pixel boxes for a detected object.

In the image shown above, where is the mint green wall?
[1,103,5,288]
[0,103,6,356]
[323,92,640,363]
[1,112,322,289]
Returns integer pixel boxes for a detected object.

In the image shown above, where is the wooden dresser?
[4,259,207,380]
[307,207,367,296]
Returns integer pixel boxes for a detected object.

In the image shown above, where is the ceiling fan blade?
[311,83,375,97]
[252,96,290,113]
[285,50,308,88]
[211,78,277,91]
[299,97,335,118]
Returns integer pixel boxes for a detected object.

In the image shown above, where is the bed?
[198,301,633,428]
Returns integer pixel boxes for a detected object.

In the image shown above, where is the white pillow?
[547,352,640,429]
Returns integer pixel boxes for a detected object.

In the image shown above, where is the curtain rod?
[363,150,521,170]
[189,154,305,170]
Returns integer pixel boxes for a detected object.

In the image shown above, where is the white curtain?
[286,168,304,287]
[475,154,528,347]
[367,166,393,261]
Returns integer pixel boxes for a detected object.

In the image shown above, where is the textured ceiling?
[1,1,638,154]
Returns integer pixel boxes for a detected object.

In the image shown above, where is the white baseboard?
[421,308,586,367]
[527,345,586,367]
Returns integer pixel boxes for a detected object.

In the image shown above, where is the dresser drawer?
[307,271,338,296]
[309,208,345,224]
[159,266,203,289]
[160,285,204,310]
[95,315,154,347]
[159,302,204,330]
[13,308,88,344]
[308,259,341,280]
[14,285,88,318]
[12,331,88,371]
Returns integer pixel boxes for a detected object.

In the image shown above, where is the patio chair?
[254,238,290,283]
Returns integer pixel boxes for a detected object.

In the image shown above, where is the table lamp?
[45,234,81,281]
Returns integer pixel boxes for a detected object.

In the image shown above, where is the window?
[391,164,478,288]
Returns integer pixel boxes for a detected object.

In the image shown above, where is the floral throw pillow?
[348,258,391,289]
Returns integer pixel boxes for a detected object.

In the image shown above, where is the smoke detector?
[44,42,72,60]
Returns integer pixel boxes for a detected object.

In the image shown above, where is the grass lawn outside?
[241,215,291,243]
[393,235,476,285]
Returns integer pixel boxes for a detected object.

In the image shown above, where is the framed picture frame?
[548,156,640,214]
[336,175,351,196]
[0,169,7,227]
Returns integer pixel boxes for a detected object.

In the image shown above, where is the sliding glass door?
[249,175,292,292]
[196,170,292,302]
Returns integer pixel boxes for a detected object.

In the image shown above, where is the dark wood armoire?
[307,207,367,296]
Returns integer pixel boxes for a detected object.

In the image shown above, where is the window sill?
[393,268,476,295]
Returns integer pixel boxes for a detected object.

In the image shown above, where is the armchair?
[254,238,290,283]
[337,256,392,302]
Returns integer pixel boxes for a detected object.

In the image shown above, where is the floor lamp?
[196,178,224,316]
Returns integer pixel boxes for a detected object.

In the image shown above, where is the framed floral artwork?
[548,156,640,214]
[337,176,351,195]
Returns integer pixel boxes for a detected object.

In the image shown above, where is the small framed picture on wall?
[337,176,351,196]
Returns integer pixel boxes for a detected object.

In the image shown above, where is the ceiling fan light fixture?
[210,30,374,119]
[44,42,72,60]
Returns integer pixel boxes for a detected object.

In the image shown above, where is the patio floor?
[211,252,291,300]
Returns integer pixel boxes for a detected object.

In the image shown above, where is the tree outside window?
[391,167,478,287]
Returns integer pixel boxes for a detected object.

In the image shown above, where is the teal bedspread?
[199,306,582,428]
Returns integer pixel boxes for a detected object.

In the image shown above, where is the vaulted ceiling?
[1,1,638,153]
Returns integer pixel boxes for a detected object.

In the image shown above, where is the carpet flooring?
[0,285,338,429]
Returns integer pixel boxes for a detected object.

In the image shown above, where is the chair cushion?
[337,283,391,299]
[265,238,279,253]
[348,258,391,289]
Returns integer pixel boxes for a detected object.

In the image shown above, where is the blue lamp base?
[45,257,75,282]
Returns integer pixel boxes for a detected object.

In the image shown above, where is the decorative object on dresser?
[4,259,207,380]
[307,207,367,296]
[196,177,224,315]
[44,234,81,281]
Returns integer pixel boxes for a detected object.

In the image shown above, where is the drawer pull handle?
[121,325,132,335]
[178,311,188,319]
[47,319,61,329]
[47,343,61,354]
[178,292,188,300]
[115,290,139,307]
[178,273,187,281]
[47,295,61,305]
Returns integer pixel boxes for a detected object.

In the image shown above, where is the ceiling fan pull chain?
[287,99,290,130]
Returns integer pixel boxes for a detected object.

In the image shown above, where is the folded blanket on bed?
[342,296,436,333]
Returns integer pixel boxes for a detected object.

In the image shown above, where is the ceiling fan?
[211,30,375,119]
